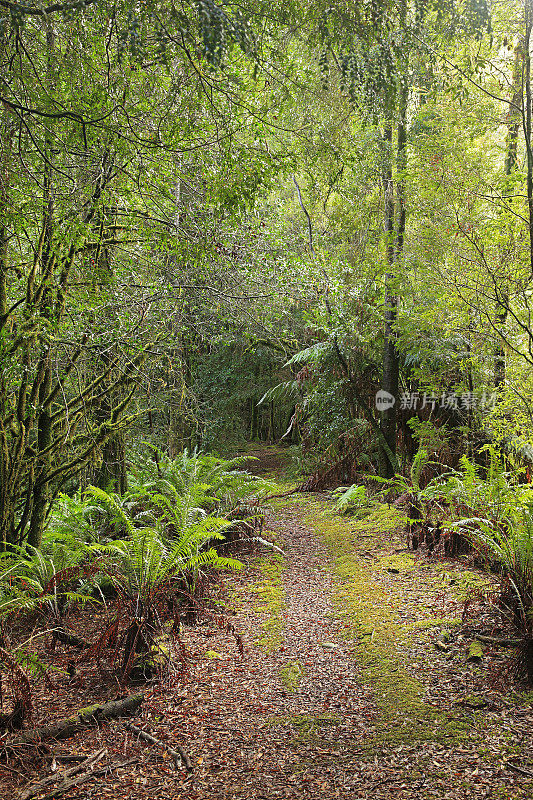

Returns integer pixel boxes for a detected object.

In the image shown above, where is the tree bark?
[524,2,533,275]
[0,94,15,548]
[495,37,523,387]
[8,693,144,745]
[379,73,408,478]
[27,19,55,549]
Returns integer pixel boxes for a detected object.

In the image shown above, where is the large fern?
[91,518,241,601]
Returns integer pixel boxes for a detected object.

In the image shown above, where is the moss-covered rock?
[467,640,484,662]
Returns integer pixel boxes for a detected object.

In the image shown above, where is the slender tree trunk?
[91,346,128,494]
[27,20,55,548]
[379,121,397,479]
[524,2,533,275]
[379,74,408,478]
[28,358,52,548]
[250,398,259,440]
[495,38,523,387]
[0,103,14,548]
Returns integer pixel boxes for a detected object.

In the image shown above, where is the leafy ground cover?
[0,452,532,798]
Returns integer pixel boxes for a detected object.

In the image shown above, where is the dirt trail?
[3,456,533,799]
[164,493,532,800]
[172,500,374,799]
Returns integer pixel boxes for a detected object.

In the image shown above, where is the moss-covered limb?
[300,499,472,746]
[8,693,144,744]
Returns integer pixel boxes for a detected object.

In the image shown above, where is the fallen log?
[6,693,144,746]
[124,722,192,771]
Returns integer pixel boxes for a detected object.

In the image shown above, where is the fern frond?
[85,487,136,537]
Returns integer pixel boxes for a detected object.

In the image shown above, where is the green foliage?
[45,493,101,544]
[82,448,267,595]
[0,447,264,629]
[367,447,432,497]
[84,487,137,539]
[0,541,93,619]
[331,483,367,514]
[458,510,533,679]
[131,448,273,513]
[410,448,430,494]
[0,0,531,699]
[91,519,241,601]
[191,341,290,450]
[438,450,528,523]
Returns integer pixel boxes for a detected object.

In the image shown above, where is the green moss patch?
[404,617,461,631]
[302,500,471,747]
[379,552,415,573]
[434,564,493,600]
[249,554,287,652]
[267,713,341,742]
[279,660,304,691]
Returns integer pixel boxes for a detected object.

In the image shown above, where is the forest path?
[167,496,376,799]
[165,485,532,800]
[12,457,531,800]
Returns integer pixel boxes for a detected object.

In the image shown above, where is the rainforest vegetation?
[2,0,533,797]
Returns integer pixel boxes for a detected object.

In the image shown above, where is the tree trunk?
[524,5,533,276]
[0,101,14,548]
[92,349,128,495]
[27,19,55,549]
[27,356,52,548]
[495,37,523,387]
[379,74,408,478]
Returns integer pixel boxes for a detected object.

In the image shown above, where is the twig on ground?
[38,757,138,800]
[476,635,521,648]
[123,722,192,771]
[18,748,107,800]
[504,760,533,778]
[52,754,90,763]
[261,487,302,502]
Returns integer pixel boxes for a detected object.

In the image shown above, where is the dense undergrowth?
[0,450,277,731]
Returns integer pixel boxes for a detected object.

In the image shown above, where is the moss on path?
[301,498,472,748]
[188,474,532,799]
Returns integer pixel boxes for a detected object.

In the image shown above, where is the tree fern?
[91,517,241,601]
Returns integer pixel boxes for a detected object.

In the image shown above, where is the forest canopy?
[3,0,522,543]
